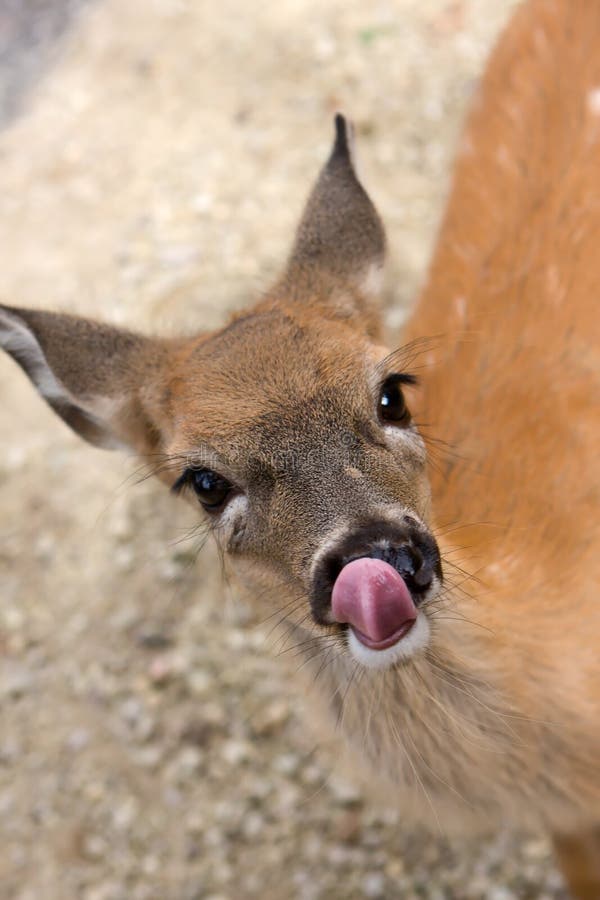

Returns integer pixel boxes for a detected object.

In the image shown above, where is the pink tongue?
[331,558,417,644]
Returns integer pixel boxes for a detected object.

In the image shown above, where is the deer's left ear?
[278,115,387,330]
[0,304,170,453]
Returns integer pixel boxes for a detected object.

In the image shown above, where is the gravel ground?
[0,1,569,898]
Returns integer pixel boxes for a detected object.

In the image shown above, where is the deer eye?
[172,468,232,510]
[378,374,412,425]
[191,469,232,508]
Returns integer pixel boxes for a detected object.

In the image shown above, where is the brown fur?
[0,2,598,896]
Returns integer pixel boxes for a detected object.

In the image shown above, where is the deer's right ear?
[0,304,170,453]
[279,115,387,329]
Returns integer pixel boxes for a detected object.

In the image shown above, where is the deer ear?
[280,114,386,319]
[0,304,168,453]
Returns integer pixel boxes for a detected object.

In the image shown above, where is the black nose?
[367,542,433,590]
[310,516,442,627]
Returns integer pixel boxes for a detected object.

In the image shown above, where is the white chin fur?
[346,611,430,670]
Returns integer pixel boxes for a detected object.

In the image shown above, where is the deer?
[1,0,598,895]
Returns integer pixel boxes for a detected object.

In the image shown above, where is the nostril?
[412,556,433,588]
[390,544,433,592]
[369,543,423,588]
[404,545,434,590]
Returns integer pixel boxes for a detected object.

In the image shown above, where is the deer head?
[0,116,441,670]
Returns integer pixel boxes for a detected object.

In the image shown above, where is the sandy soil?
[0,1,568,898]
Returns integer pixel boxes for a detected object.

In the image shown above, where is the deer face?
[162,301,440,667]
[0,116,442,670]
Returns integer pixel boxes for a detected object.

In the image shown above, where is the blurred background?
[0,1,568,898]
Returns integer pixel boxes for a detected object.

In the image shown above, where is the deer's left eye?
[172,468,232,510]
[378,374,412,425]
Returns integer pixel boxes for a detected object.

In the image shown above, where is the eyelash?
[171,470,193,495]
[383,372,418,387]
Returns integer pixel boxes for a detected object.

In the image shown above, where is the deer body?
[1,1,598,896]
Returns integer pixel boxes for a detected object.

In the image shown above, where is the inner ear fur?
[0,304,170,452]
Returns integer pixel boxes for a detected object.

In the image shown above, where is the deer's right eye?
[172,468,232,511]
[378,373,415,425]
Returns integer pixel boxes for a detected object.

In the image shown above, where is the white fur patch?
[219,493,248,527]
[217,493,249,547]
[346,610,430,670]
[382,423,427,465]
[0,308,127,451]
[0,309,66,404]
[358,262,384,299]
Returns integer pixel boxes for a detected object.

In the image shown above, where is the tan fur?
[0,2,598,896]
